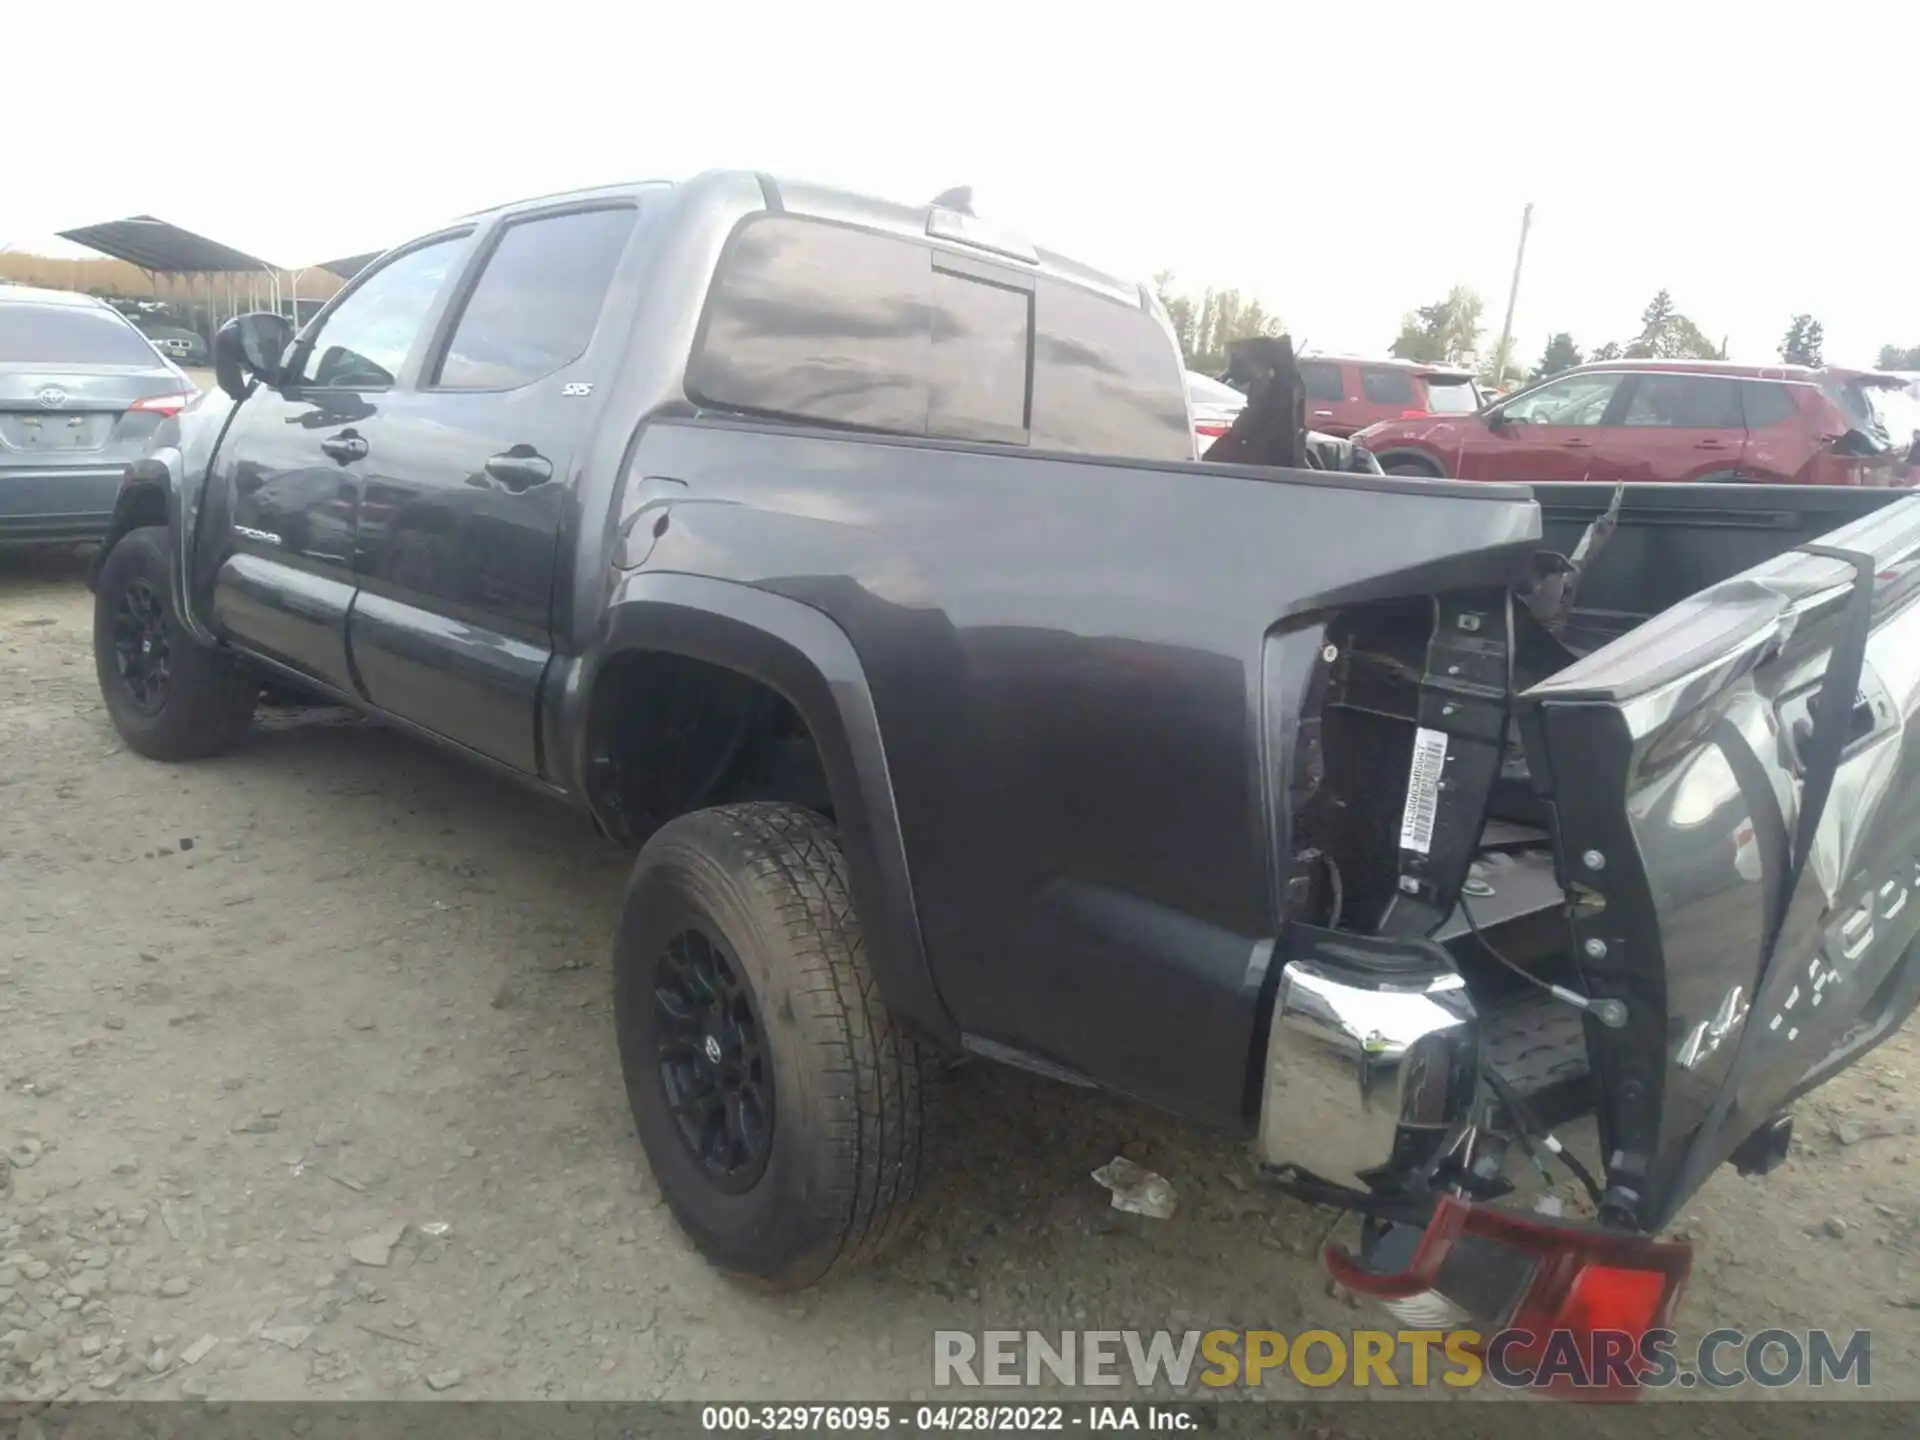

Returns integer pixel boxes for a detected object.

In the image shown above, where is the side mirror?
[1485,408,1511,430]
[212,311,293,401]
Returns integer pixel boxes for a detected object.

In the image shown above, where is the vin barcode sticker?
[1398,726,1450,855]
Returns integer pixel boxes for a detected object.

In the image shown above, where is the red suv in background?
[1352,360,1920,486]
[1296,355,1483,437]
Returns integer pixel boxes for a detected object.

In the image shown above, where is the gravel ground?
[5,545,1920,1409]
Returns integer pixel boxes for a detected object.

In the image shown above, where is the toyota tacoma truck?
[86,170,1920,1375]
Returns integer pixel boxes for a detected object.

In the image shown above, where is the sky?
[8,1,1917,370]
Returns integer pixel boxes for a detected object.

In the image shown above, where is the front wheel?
[91,526,256,760]
[614,802,933,1289]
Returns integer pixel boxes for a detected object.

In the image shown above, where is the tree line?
[1155,272,1918,389]
[1150,274,1285,375]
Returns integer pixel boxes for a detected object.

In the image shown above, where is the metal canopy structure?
[55,213,300,336]
[319,251,383,282]
[56,215,280,275]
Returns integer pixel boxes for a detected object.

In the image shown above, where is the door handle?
[1560,438,1593,448]
[484,447,553,492]
[320,431,367,463]
[1696,439,1729,449]
[1312,410,1334,418]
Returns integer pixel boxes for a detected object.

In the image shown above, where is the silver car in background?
[1,284,196,547]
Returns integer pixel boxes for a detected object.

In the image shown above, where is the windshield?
[1186,373,1245,406]
[0,304,163,367]
[1423,376,1481,414]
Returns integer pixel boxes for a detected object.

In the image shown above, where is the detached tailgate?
[1517,494,1920,1228]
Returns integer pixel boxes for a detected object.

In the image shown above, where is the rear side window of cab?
[685,213,1191,461]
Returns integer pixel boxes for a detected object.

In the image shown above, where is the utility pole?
[1490,202,1534,386]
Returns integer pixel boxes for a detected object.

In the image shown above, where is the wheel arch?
[86,462,169,588]
[572,572,955,1046]
[86,449,219,646]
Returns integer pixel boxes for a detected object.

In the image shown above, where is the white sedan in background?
[1186,371,1245,457]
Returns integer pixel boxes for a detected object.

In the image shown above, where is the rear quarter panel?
[607,419,1542,1125]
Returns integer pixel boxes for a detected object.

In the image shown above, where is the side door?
[1464,370,1629,482]
[1736,378,1811,482]
[1600,371,1748,482]
[200,236,468,694]
[1299,359,1349,433]
[348,202,640,774]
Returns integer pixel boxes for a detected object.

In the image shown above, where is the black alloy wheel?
[653,925,774,1192]
[111,576,172,714]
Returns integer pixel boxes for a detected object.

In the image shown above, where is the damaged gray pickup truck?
[85,170,1920,1384]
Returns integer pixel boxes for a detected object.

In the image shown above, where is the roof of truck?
[458,171,1153,312]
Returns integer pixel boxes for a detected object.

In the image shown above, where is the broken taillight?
[1325,1194,1691,1399]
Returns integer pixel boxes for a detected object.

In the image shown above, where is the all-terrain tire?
[614,801,933,1289]
[92,525,256,760]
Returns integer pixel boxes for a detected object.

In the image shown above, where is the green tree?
[1879,343,1920,370]
[1389,285,1485,366]
[1623,289,1721,360]
[1153,273,1285,372]
[1779,314,1825,367]
[1530,332,1584,381]
[1591,340,1623,363]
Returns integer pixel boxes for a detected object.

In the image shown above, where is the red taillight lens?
[1553,1264,1669,1337]
[1399,408,1426,418]
[128,392,196,417]
[1195,422,1230,438]
[1324,1194,1691,1400]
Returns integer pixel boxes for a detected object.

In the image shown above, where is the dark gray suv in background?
[0,283,196,547]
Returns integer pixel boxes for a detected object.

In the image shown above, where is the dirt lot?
[5,546,1920,1409]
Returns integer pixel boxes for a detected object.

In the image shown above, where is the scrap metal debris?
[1091,1157,1178,1220]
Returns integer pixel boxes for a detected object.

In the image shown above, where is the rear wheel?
[1385,456,1443,478]
[92,526,256,760]
[614,802,932,1289]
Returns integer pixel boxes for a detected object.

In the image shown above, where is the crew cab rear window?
[688,217,931,433]
[688,214,1191,461]
[432,206,636,390]
[930,265,1032,442]
[1028,276,1190,457]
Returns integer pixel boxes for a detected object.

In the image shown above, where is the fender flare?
[86,448,219,646]
[568,572,956,1046]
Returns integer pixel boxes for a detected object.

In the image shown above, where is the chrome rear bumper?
[1256,928,1479,1186]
